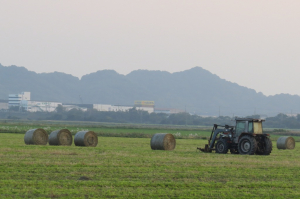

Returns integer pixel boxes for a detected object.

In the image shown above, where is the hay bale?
[74,131,98,147]
[49,129,73,146]
[277,136,295,149]
[150,133,176,150]
[24,128,48,145]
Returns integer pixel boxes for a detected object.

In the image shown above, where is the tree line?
[2,105,300,129]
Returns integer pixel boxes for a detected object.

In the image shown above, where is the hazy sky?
[0,1,299,96]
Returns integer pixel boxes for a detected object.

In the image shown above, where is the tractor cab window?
[248,122,253,133]
[236,121,246,136]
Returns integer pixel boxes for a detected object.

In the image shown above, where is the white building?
[154,108,184,114]
[20,100,62,112]
[93,104,154,113]
[62,105,87,112]
[93,104,133,112]
[8,92,31,107]
[136,107,154,113]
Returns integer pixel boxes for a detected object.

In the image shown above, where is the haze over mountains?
[1,63,299,117]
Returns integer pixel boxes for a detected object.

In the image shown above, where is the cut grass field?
[0,133,299,198]
[0,121,212,139]
[1,120,299,141]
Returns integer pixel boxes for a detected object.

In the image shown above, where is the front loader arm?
[198,124,233,153]
[209,129,223,149]
[198,124,221,152]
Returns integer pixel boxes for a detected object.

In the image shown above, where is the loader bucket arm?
[208,124,217,145]
[198,124,234,153]
[197,124,218,152]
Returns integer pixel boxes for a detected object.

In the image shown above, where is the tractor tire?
[256,137,272,155]
[215,139,229,154]
[238,135,257,155]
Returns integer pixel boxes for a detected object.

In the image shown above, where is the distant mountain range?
[1,63,299,117]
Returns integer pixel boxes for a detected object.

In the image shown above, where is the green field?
[0,121,212,139]
[0,132,299,198]
[1,120,299,141]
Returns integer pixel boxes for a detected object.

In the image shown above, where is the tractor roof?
[235,118,265,122]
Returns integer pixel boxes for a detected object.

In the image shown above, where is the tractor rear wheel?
[238,135,257,155]
[256,137,272,155]
[215,139,229,154]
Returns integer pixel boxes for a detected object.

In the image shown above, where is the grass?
[0,121,212,139]
[1,120,300,141]
[0,133,300,198]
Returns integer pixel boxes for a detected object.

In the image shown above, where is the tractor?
[198,118,272,155]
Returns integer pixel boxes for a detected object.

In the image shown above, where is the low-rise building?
[62,105,88,112]
[20,100,62,112]
[8,92,31,107]
[93,104,154,113]
[154,108,184,114]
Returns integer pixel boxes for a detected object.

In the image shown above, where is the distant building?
[93,104,131,112]
[134,100,155,107]
[154,108,184,114]
[93,104,154,113]
[62,104,88,112]
[136,106,154,113]
[7,93,157,114]
[93,104,114,112]
[133,100,155,113]
[8,92,31,107]
[20,100,62,112]
[61,103,92,112]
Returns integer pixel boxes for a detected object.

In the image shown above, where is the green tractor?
[198,118,272,155]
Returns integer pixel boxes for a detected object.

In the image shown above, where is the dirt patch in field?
[78,176,91,181]
[50,151,78,155]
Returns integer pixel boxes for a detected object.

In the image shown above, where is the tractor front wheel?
[238,135,257,155]
[215,139,229,154]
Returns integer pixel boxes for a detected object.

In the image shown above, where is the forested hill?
[0,63,300,116]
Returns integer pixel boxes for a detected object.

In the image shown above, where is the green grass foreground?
[0,133,299,198]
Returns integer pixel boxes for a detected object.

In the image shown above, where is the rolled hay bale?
[24,128,48,145]
[150,133,176,150]
[277,136,295,149]
[74,131,98,147]
[49,129,73,146]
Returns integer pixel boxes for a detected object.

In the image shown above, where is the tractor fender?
[237,133,254,142]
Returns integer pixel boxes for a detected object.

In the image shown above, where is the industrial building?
[8,92,31,107]
[62,104,88,112]
[93,104,154,113]
[20,100,62,112]
[154,108,184,114]
[134,100,155,107]
[6,93,156,113]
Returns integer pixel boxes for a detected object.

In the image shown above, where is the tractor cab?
[234,118,264,139]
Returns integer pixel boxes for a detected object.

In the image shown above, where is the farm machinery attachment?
[197,124,234,153]
[197,118,272,155]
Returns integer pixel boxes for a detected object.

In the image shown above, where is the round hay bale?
[24,128,48,145]
[277,136,295,149]
[49,129,73,146]
[150,133,176,150]
[74,131,98,147]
